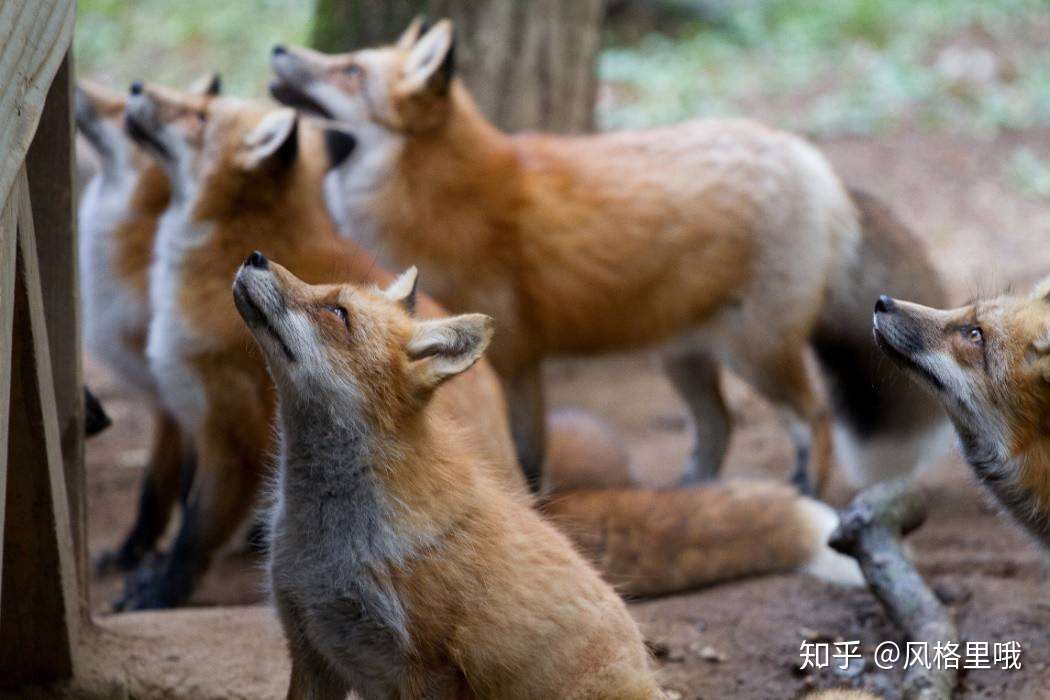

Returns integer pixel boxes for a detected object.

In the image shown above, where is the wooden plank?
[0,168,79,687]
[25,52,84,607]
[0,0,74,210]
[0,181,17,608]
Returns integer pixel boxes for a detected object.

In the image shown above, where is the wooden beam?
[0,169,79,687]
[25,52,84,608]
[0,1,75,209]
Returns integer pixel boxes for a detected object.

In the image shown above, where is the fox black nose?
[875,295,895,313]
[245,251,268,269]
[272,44,286,57]
[129,81,143,95]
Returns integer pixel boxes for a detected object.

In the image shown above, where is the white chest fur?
[146,203,215,434]
[78,172,157,397]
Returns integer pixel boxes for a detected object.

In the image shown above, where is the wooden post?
[0,0,80,688]
[0,170,80,687]
[26,54,86,612]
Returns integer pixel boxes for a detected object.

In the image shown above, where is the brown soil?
[81,125,1050,698]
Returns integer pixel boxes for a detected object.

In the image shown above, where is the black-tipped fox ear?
[187,72,222,97]
[407,313,493,392]
[238,109,299,171]
[383,266,418,314]
[324,128,357,168]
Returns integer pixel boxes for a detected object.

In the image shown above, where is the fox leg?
[662,351,731,484]
[503,363,547,493]
[115,417,263,610]
[96,410,190,574]
[740,348,834,497]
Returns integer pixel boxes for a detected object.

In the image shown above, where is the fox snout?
[873,296,948,393]
[124,87,168,157]
[269,45,331,118]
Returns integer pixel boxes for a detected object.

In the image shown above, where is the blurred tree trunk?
[431,0,605,133]
[310,0,426,52]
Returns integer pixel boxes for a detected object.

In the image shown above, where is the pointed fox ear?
[396,15,426,51]
[187,72,222,97]
[399,19,455,97]
[407,314,492,391]
[383,266,418,314]
[238,109,298,171]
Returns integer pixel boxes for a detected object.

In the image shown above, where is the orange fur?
[128,89,857,609]
[239,261,661,698]
[875,281,1050,546]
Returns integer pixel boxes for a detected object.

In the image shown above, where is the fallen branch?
[829,478,958,700]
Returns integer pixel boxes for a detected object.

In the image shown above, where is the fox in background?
[75,74,219,574]
[270,17,951,497]
[234,257,663,699]
[104,80,858,609]
[875,278,1050,549]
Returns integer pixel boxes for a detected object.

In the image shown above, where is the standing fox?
[235,255,662,699]
[270,18,949,494]
[118,85,857,609]
[75,75,218,573]
[874,278,1050,548]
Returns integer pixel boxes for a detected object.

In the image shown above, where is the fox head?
[77,74,218,181]
[874,280,1050,472]
[270,17,455,144]
[233,252,492,426]
[123,81,307,211]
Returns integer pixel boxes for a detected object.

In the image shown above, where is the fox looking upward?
[270,17,949,495]
[234,256,662,699]
[75,74,218,573]
[119,85,858,609]
[874,279,1050,548]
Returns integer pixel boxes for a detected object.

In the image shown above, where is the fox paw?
[112,554,186,612]
[93,545,147,577]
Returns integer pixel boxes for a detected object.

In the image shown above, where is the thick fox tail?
[540,480,862,597]
[813,188,951,489]
[75,80,127,174]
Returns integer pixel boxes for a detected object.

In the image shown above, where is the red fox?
[118,85,859,608]
[75,75,218,573]
[234,255,663,698]
[269,18,949,495]
[874,279,1050,547]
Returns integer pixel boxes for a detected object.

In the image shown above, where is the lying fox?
[75,75,218,573]
[270,18,949,495]
[235,255,663,699]
[118,85,858,607]
[874,279,1050,547]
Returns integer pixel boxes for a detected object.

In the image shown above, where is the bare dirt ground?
[83,125,1050,698]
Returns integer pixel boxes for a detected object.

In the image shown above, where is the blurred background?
[77,0,1050,292]
[77,2,1050,697]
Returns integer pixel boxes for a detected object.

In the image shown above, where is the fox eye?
[964,326,984,344]
[344,64,362,77]
[325,304,349,329]
[197,111,206,123]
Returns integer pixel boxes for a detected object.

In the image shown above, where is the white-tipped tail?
[795,497,865,587]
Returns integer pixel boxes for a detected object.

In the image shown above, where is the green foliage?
[600,0,1050,137]
[76,0,312,97]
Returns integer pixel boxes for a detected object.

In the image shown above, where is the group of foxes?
[76,15,1050,699]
